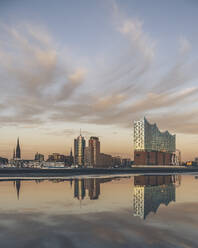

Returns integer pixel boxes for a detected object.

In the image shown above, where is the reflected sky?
[0,175,198,247]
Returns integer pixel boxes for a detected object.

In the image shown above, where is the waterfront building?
[64,154,73,166]
[47,153,65,162]
[74,134,86,167]
[88,136,100,168]
[0,157,8,165]
[35,152,44,162]
[84,146,92,167]
[134,117,176,165]
[112,156,122,167]
[47,151,73,166]
[121,158,132,167]
[98,153,112,168]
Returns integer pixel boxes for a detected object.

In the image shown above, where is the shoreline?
[0,167,197,178]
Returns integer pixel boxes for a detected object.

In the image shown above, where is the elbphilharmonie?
[134,117,176,165]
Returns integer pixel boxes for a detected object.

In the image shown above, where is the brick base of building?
[134,150,173,165]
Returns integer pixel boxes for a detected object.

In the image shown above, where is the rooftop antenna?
[80,128,82,136]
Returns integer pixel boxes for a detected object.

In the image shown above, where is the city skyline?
[0,0,198,160]
[0,116,196,162]
[0,118,196,161]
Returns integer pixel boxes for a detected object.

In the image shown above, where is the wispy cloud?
[0,23,86,126]
[44,128,94,138]
[0,1,198,136]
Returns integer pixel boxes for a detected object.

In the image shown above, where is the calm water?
[0,174,198,248]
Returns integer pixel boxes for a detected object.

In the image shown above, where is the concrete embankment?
[0,167,197,178]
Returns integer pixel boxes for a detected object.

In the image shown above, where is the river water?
[0,174,198,247]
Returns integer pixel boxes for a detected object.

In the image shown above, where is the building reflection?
[86,178,100,200]
[10,175,181,215]
[73,178,112,201]
[133,175,181,220]
[13,180,21,200]
[11,178,114,201]
[74,179,86,200]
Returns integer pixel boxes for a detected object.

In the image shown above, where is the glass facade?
[89,137,100,167]
[134,117,176,153]
[74,135,86,166]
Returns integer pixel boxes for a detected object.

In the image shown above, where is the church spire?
[16,137,21,159]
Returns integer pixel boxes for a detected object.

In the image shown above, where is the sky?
[0,0,198,160]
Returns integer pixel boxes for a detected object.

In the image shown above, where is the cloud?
[56,68,86,101]
[153,58,198,94]
[179,37,191,54]
[0,23,86,126]
[149,109,198,134]
[112,0,155,63]
[118,19,155,62]
[44,128,94,138]
[0,4,198,138]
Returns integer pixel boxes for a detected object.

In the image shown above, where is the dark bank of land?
[0,166,198,178]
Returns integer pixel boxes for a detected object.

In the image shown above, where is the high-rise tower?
[89,137,100,168]
[16,137,21,159]
[74,134,86,167]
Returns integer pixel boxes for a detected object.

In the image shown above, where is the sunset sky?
[0,0,198,160]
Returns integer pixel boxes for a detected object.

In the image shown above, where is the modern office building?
[134,117,176,165]
[74,134,86,167]
[84,137,100,168]
[89,136,100,167]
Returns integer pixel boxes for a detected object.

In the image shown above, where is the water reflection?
[2,175,198,248]
[74,178,112,200]
[133,175,181,219]
[11,177,115,201]
[13,180,21,200]
[10,175,182,219]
